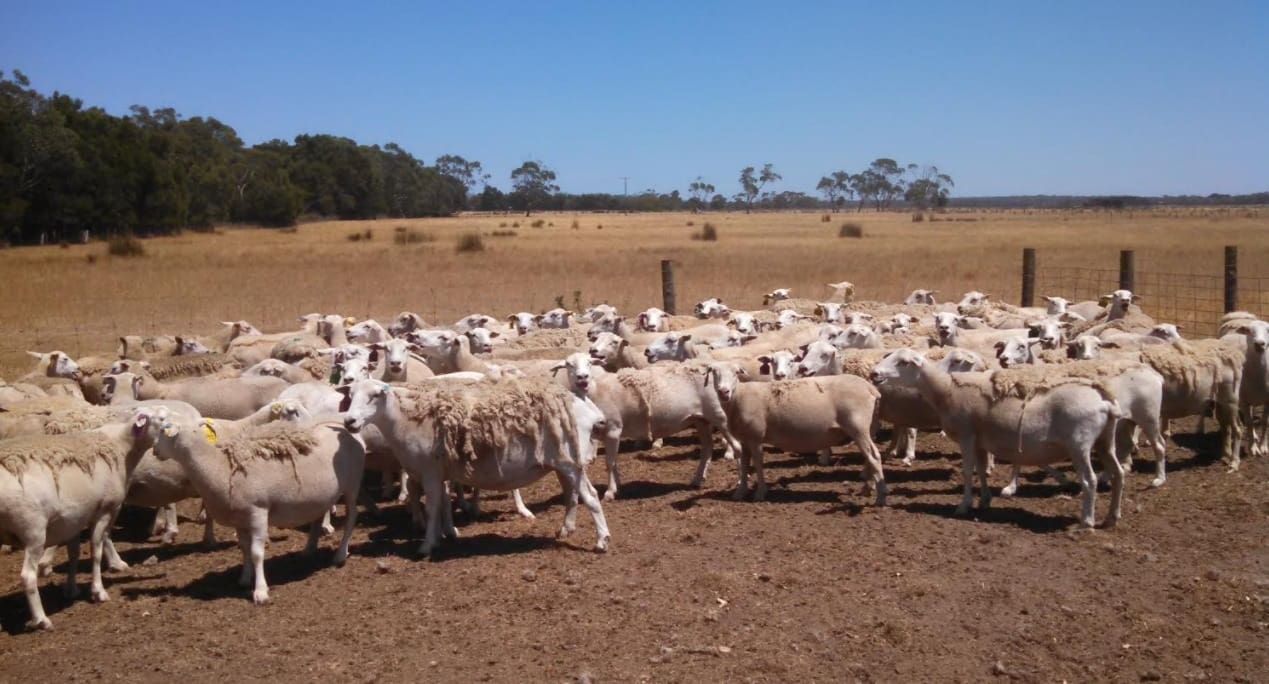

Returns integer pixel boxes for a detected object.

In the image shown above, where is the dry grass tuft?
[839,222,864,238]
[456,232,486,253]
[691,223,719,241]
[393,227,434,245]
[107,234,146,257]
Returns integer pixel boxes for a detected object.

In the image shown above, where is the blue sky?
[3,1,1266,197]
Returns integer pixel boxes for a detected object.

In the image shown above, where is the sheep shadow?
[426,533,559,562]
[896,501,1076,533]
[0,570,159,635]
[606,479,697,501]
[121,546,347,602]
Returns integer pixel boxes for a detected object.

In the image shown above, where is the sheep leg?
[303,521,322,556]
[601,431,622,500]
[63,537,80,599]
[954,437,978,515]
[575,468,610,552]
[356,488,381,518]
[333,483,359,567]
[248,520,269,605]
[38,545,56,577]
[555,470,580,539]
[418,474,447,558]
[733,441,755,501]
[690,424,713,488]
[1074,450,1098,528]
[21,540,53,631]
[236,531,253,587]
[202,515,217,547]
[1098,443,1125,528]
[512,489,535,520]
[395,471,410,503]
[441,483,459,540]
[103,534,129,571]
[89,514,113,603]
[817,448,833,467]
[976,448,992,511]
[1219,401,1244,471]
[901,428,918,466]
[150,504,178,544]
[1000,464,1022,498]
[752,443,768,501]
[855,433,888,506]
[319,510,335,537]
[405,474,425,532]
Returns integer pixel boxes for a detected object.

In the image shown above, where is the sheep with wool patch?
[339,377,608,556]
[267,333,330,364]
[766,297,823,317]
[241,358,316,385]
[152,417,364,604]
[705,361,887,504]
[369,338,434,383]
[0,407,165,630]
[1221,318,1268,459]
[0,380,49,410]
[870,348,1125,527]
[1139,339,1246,469]
[388,311,427,338]
[634,307,700,332]
[118,335,178,360]
[588,332,651,372]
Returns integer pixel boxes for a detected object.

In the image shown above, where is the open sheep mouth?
[576,379,590,391]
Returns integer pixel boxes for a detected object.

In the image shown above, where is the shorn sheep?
[152,418,365,604]
[339,377,610,557]
[871,348,1124,527]
[0,407,164,630]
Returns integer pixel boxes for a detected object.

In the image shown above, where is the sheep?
[152,417,364,604]
[635,307,699,332]
[241,358,315,385]
[454,313,499,333]
[1218,311,1259,338]
[132,372,290,420]
[0,380,48,410]
[762,288,792,305]
[21,351,83,397]
[268,333,331,364]
[1139,339,1246,469]
[813,302,847,324]
[346,319,393,344]
[1222,319,1268,459]
[586,314,661,346]
[931,312,1028,352]
[588,332,650,372]
[756,350,799,382]
[905,289,938,305]
[0,407,164,630]
[878,312,917,335]
[582,304,618,322]
[538,308,574,329]
[339,377,609,556]
[693,297,731,319]
[551,356,740,496]
[838,323,883,349]
[826,281,856,302]
[408,330,498,376]
[870,348,1124,527]
[369,339,435,383]
[704,361,886,503]
[118,335,178,360]
[387,311,426,337]
[121,353,238,382]
[506,312,539,336]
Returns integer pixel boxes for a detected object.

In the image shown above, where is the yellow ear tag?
[270,402,282,416]
[162,424,179,438]
[200,422,218,444]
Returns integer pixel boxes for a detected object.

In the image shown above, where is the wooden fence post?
[1119,250,1135,292]
[661,259,677,315]
[1021,248,1036,308]
[1224,245,1238,313]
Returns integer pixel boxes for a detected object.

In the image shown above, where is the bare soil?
[1,419,1266,682]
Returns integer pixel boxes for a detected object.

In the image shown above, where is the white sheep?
[705,361,887,503]
[388,311,427,338]
[826,281,856,302]
[1222,319,1269,458]
[152,417,365,604]
[0,407,164,630]
[693,297,731,319]
[870,348,1125,527]
[346,319,393,344]
[588,332,650,371]
[762,288,791,305]
[339,378,609,556]
[132,372,289,419]
[905,289,938,305]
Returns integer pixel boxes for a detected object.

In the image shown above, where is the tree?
[434,154,489,194]
[868,158,906,210]
[738,163,780,214]
[904,164,954,212]
[817,172,854,211]
[688,176,715,203]
[510,160,558,216]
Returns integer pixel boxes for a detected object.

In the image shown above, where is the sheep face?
[870,348,925,386]
[246,359,289,378]
[815,302,844,323]
[795,340,837,378]
[336,355,374,387]
[882,313,915,334]
[756,350,796,381]
[345,320,380,342]
[1067,335,1103,360]
[905,289,938,305]
[705,362,746,402]
[109,359,151,375]
[270,400,308,422]
[933,313,962,345]
[636,308,668,332]
[175,338,212,355]
[388,312,423,338]
[338,380,393,433]
[30,351,81,380]
[995,337,1036,368]
[582,304,618,322]
[939,349,986,372]
[1147,324,1182,342]
[1042,296,1069,315]
[840,324,877,349]
[644,332,692,363]
[538,308,573,329]
[101,372,142,404]
[588,332,627,365]
[1028,319,1065,350]
[371,339,413,375]
[1240,320,1269,353]
[693,298,729,319]
[552,353,594,393]
[587,314,621,340]
[762,288,791,305]
[775,309,809,330]
[507,312,537,336]
[1100,289,1139,316]
[958,291,990,308]
[728,312,758,336]
[463,328,498,354]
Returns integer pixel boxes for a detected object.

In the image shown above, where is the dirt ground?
[0,419,1265,682]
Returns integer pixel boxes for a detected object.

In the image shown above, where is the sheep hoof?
[1149,476,1166,488]
[1000,484,1017,498]
[556,526,573,540]
[252,590,270,606]
[899,457,915,467]
[688,477,704,489]
[108,559,130,572]
[91,588,110,603]
[320,524,335,537]
[27,618,53,632]
[1102,515,1120,529]
[602,490,616,502]
[161,532,178,546]
[332,551,348,568]
[594,536,610,553]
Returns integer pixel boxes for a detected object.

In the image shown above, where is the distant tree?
[434,154,489,194]
[688,176,715,203]
[474,184,507,212]
[738,163,781,214]
[904,164,954,211]
[510,160,558,216]
[869,158,906,210]
[709,193,728,211]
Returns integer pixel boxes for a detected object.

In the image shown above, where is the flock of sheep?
[1,283,1266,632]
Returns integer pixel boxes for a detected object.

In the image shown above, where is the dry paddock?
[0,419,1265,682]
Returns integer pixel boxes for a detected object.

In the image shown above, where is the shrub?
[456,232,485,253]
[108,234,146,257]
[548,222,555,227]
[838,222,863,238]
[571,219,580,229]
[393,227,435,245]
[346,229,373,242]
[85,254,98,265]
[596,224,603,230]
[686,220,695,226]
[821,213,831,223]
[692,222,719,241]
[499,222,508,228]
[512,221,520,228]
[489,230,518,237]
[531,219,545,228]
[911,212,925,223]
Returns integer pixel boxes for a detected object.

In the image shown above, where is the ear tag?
[200,421,218,444]
[163,423,180,438]
[270,402,283,416]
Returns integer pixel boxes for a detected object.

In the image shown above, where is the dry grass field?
[0,206,1266,377]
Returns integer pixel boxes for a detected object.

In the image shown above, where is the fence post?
[1021,248,1036,308]
[1224,245,1238,313]
[661,259,677,315]
[1119,250,1135,292]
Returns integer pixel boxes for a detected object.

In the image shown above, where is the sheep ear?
[1101,340,1120,349]
[26,351,44,359]
[103,376,116,389]
[550,361,567,376]
[619,340,629,349]
[1131,295,1143,303]
[679,334,692,343]
[488,331,500,338]
[994,341,1006,352]
[1098,295,1112,306]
